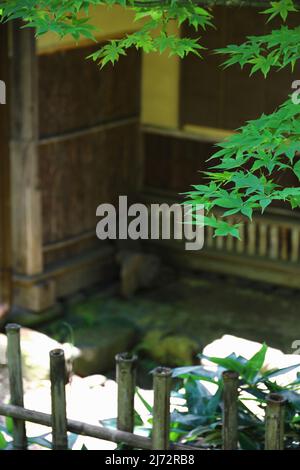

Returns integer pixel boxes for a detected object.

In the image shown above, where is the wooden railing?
[206,212,300,264]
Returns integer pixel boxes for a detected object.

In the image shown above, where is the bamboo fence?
[0,324,286,451]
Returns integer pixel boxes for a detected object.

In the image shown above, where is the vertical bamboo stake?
[115,352,137,434]
[222,370,239,450]
[265,393,286,450]
[50,349,68,450]
[152,367,172,450]
[5,323,27,450]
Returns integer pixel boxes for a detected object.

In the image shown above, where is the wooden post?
[236,223,245,254]
[222,370,239,450]
[269,226,279,260]
[265,393,286,450]
[247,222,256,256]
[116,352,137,434]
[152,367,172,450]
[291,228,299,263]
[10,22,43,276]
[5,323,27,450]
[258,223,268,257]
[0,24,12,306]
[50,349,68,450]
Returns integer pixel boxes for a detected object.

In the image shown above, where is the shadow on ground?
[40,271,300,383]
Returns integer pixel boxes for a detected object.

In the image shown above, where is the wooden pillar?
[0,24,12,305]
[10,23,43,276]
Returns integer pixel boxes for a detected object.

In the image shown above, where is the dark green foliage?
[0,1,213,65]
[170,344,300,449]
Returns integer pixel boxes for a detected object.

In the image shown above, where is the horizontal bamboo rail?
[0,403,196,451]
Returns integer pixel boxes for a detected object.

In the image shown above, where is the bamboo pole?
[222,370,239,450]
[5,323,27,450]
[116,353,137,433]
[50,349,68,450]
[265,393,286,450]
[0,403,197,451]
[152,367,172,450]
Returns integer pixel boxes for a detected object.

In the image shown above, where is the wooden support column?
[0,24,12,304]
[10,23,43,276]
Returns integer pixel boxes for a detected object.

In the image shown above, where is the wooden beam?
[10,23,43,276]
[0,24,12,304]
[39,116,138,146]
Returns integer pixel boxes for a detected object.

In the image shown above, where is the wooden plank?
[0,24,12,304]
[225,218,235,252]
[216,235,224,250]
[143,123,232,144]
[180,7,300,130]
[291,228,299,263]
[258,223,268,257]
[10,23,43,276]
[38,116,138,146]
[206,225,214,248]
[247,222,256,256]
[150,240,300,289]
[13,245,116,312]
[236,224,245,254]
[14,265,115,314]
[38,45,141,138]
[39,123,139,247]
[280,227,289,261]
[269,226,279,260]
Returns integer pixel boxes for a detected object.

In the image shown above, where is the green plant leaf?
[0,432,7,450]
[201,354,245,376]
[244,343,267,383]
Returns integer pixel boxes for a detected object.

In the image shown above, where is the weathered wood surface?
[142,129,300,212]
[0,23,12,304]
[222,370,238,450]
[265,393,286,450]
[50,349,68,450]
[39,123,139,253]
[143,131,213,192]
[180,7,300,131]
[152,367,172,450]
[37,44,141,270]
[10,24,43,276]
[6,324,27,449]
[116,353,137,435]
[140,189,300,288]
[38,46,141,138]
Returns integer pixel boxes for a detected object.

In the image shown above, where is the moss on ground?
[40,272,300,370]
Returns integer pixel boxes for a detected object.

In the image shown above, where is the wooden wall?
[180,6,300,130]
[37,45,141,268]
[143,131,213,193]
